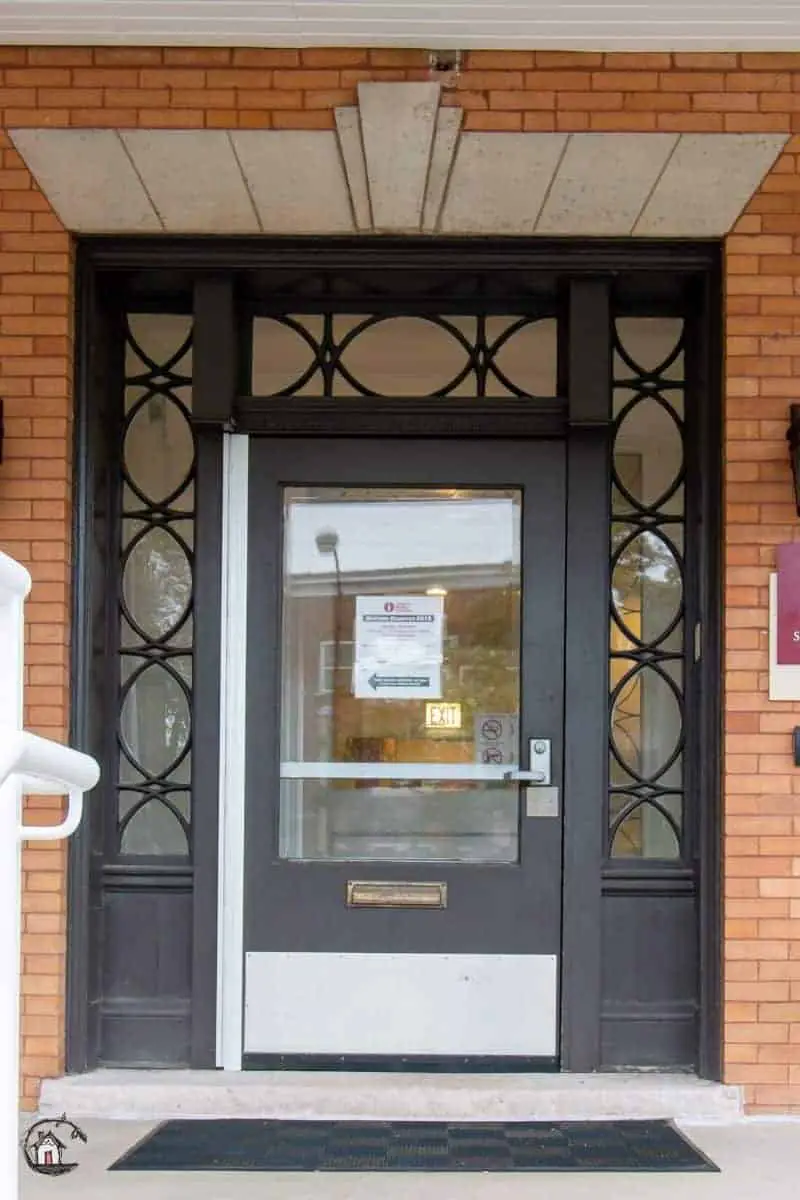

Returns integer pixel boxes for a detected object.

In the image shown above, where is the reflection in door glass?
[279,488,522,863]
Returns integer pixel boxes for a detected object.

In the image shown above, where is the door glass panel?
[279,487,522,863]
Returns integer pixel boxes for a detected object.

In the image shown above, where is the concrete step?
[39,1070,743,1123]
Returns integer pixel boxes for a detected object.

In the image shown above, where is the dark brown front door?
[243,436,566,1065]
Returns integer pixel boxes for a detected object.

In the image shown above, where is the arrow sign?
[353,662,441,699]
[368,673,431,691]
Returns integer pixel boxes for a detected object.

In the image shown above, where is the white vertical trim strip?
[216,434,249,1069]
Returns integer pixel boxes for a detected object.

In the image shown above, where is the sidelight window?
[609,317,686,860]
[116,314,195,858]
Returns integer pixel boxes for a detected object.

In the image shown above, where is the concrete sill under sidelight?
[39,1070,743,1123]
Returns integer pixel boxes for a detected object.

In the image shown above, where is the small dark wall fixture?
[787,404,800,516]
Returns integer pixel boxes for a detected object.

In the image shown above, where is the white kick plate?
[244,952,558,1057]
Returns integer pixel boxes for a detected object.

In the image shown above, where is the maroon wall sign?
[776,543,800,665]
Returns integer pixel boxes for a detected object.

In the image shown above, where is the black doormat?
[109,1118,718,1173]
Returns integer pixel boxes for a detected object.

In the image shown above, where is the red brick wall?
[723,161,800,1113]
[1,45,799,1111]
[0,46,795,133]
[0,119,72,1107]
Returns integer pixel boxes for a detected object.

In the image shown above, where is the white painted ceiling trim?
[10,83,787,238]
[2,1,800,50]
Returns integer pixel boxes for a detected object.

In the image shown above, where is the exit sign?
[425,702,462,730]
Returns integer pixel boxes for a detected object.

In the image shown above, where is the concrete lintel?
[441,133,568,235]
[423,107,464,234]
[120,130,259,234]
[357,81,441,232]
[231,130,354,235]
[635,133,788,237]
[537,133,679,237]
[9,125,790,239]
[334,108,372,232]
[9,128,161,234]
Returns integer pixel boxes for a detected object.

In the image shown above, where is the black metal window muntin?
[115,314,196,861]
[247,311,560,401]
[242,267,563,406]
[608,314,688,862]
[109,285,696,868]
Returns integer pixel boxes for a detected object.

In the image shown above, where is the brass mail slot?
[346,880,448,909]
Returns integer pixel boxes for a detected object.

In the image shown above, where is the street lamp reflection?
[315,529,343,758]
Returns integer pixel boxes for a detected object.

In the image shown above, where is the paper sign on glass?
[353,595,443,700]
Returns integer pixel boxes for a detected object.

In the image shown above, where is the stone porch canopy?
[11,83,787,237]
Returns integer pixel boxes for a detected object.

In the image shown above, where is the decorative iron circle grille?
[608,317,686,860]
[250,313,560,399]
[116,315,195,858]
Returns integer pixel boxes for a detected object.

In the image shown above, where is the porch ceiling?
[0,0,799,50]
[11,84,786,239]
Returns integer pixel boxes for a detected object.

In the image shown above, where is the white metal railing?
[0,551,99,1198]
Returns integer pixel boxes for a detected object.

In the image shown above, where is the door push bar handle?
[505,738,552,787]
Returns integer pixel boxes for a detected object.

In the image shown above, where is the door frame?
[67,237,722,1079]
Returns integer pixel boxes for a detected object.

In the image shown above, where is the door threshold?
[39,1069,743,1124]
[242,1054,559,1073]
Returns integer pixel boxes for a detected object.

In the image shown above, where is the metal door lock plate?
[525,786,559,818]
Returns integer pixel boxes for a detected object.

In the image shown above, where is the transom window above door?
[251,314,559,398]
